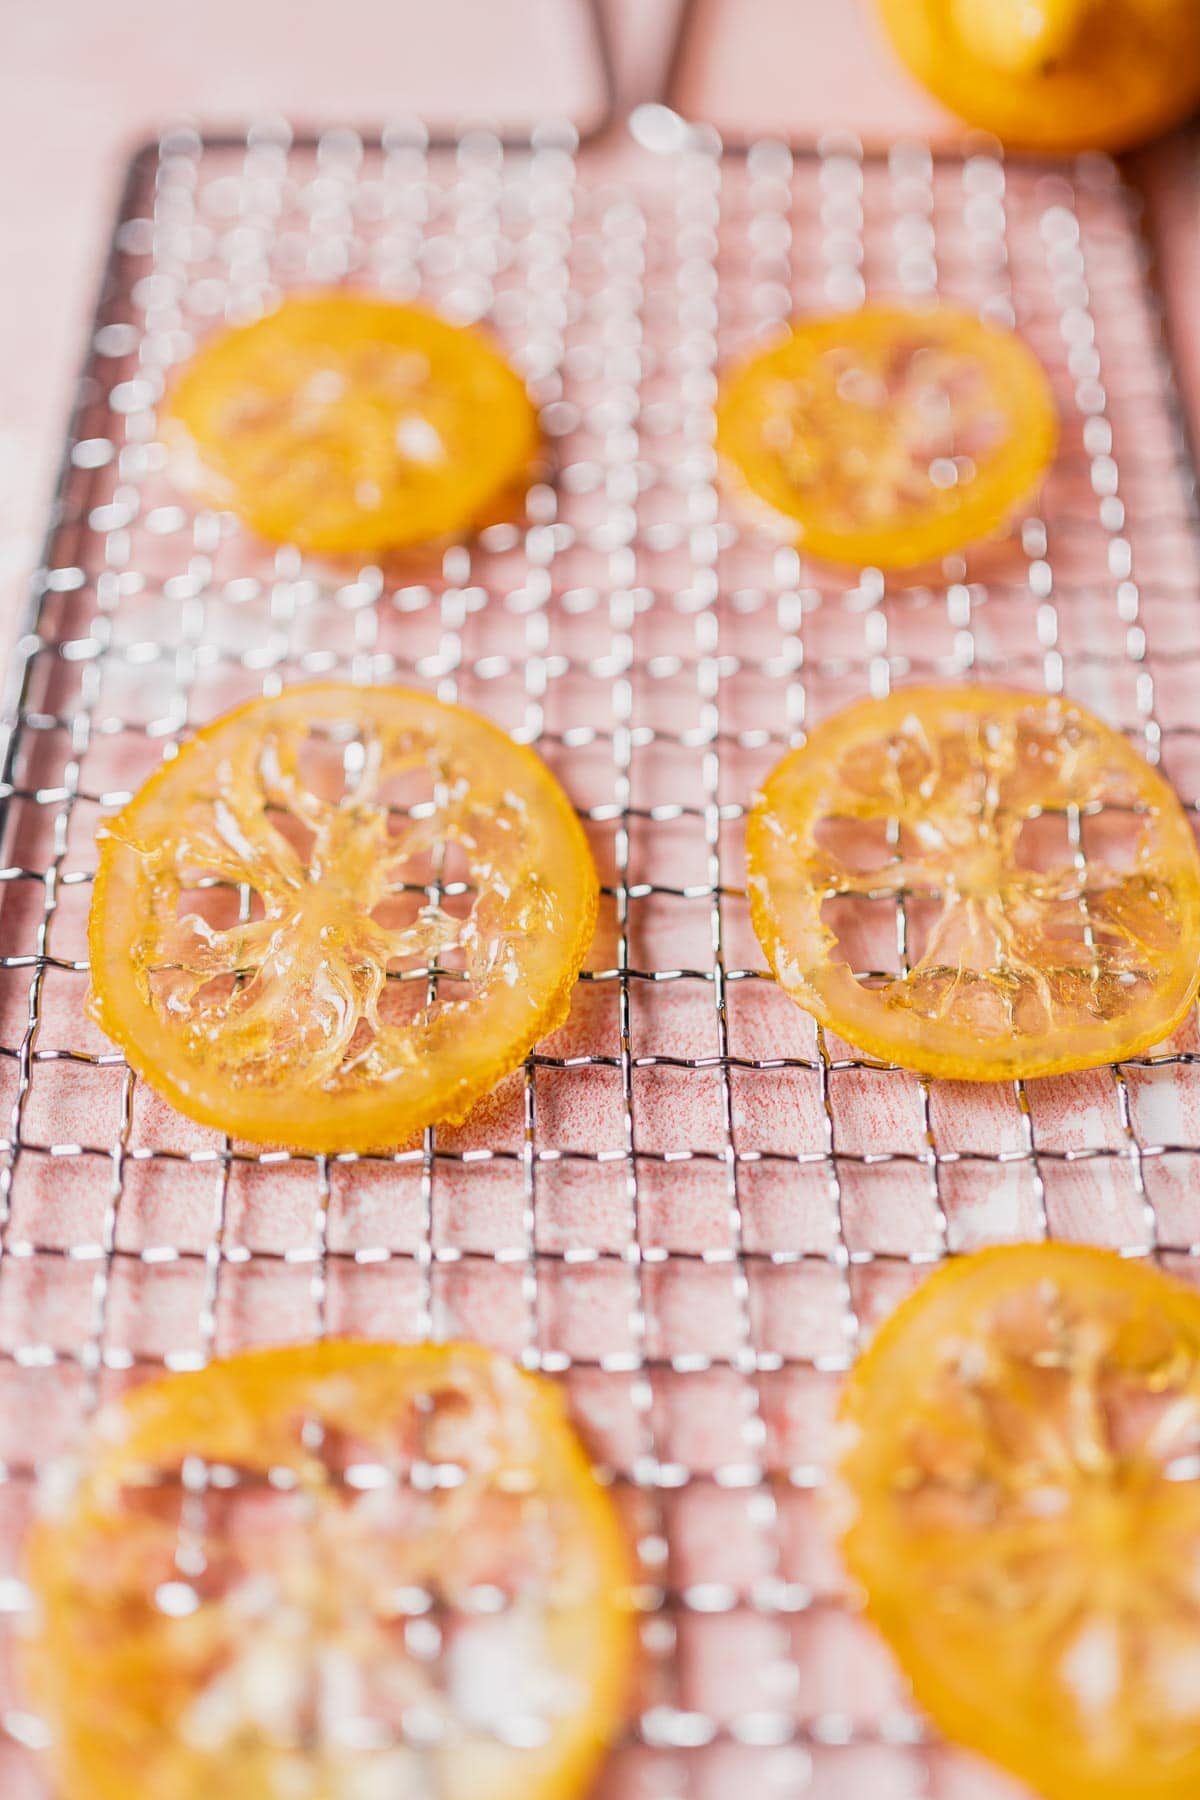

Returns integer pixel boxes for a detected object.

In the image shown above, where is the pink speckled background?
[2,6,1200,1800]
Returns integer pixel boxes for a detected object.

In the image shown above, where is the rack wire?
[0,91,1199,1800]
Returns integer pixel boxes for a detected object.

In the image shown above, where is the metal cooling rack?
[1,70,1200,1800]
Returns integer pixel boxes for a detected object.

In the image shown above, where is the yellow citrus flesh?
[163,294,540,555]
[876,0,1200,153]
[26,1340,634,1800]
[87,684,598,1151]
[839,1244,1200,1800]
[715,304,1058,571]
[746,685,1200,1080]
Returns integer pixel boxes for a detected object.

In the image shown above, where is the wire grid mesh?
[0,116,1196,1800]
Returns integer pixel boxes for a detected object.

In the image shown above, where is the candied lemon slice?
[746,686,1200,1080]
[715,304,1058,569]
[26,1340,633,1800]
[87,684,598,1151]
[163,293,540,555]
[838,1243,1200,1800]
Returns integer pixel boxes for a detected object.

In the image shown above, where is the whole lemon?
[877,0,1200,152]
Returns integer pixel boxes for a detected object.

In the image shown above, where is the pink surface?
[2,8,1200,1800]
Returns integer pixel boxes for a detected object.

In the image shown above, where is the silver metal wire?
[0,112,1198,1799]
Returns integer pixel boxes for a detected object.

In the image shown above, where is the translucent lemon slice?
[716,304,1057,569]
[88,684,598,1150]
[27,1341,633,1800]
[747,686,1200,1079]
[839,1244,1200,1799]
[164,293,539,555]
